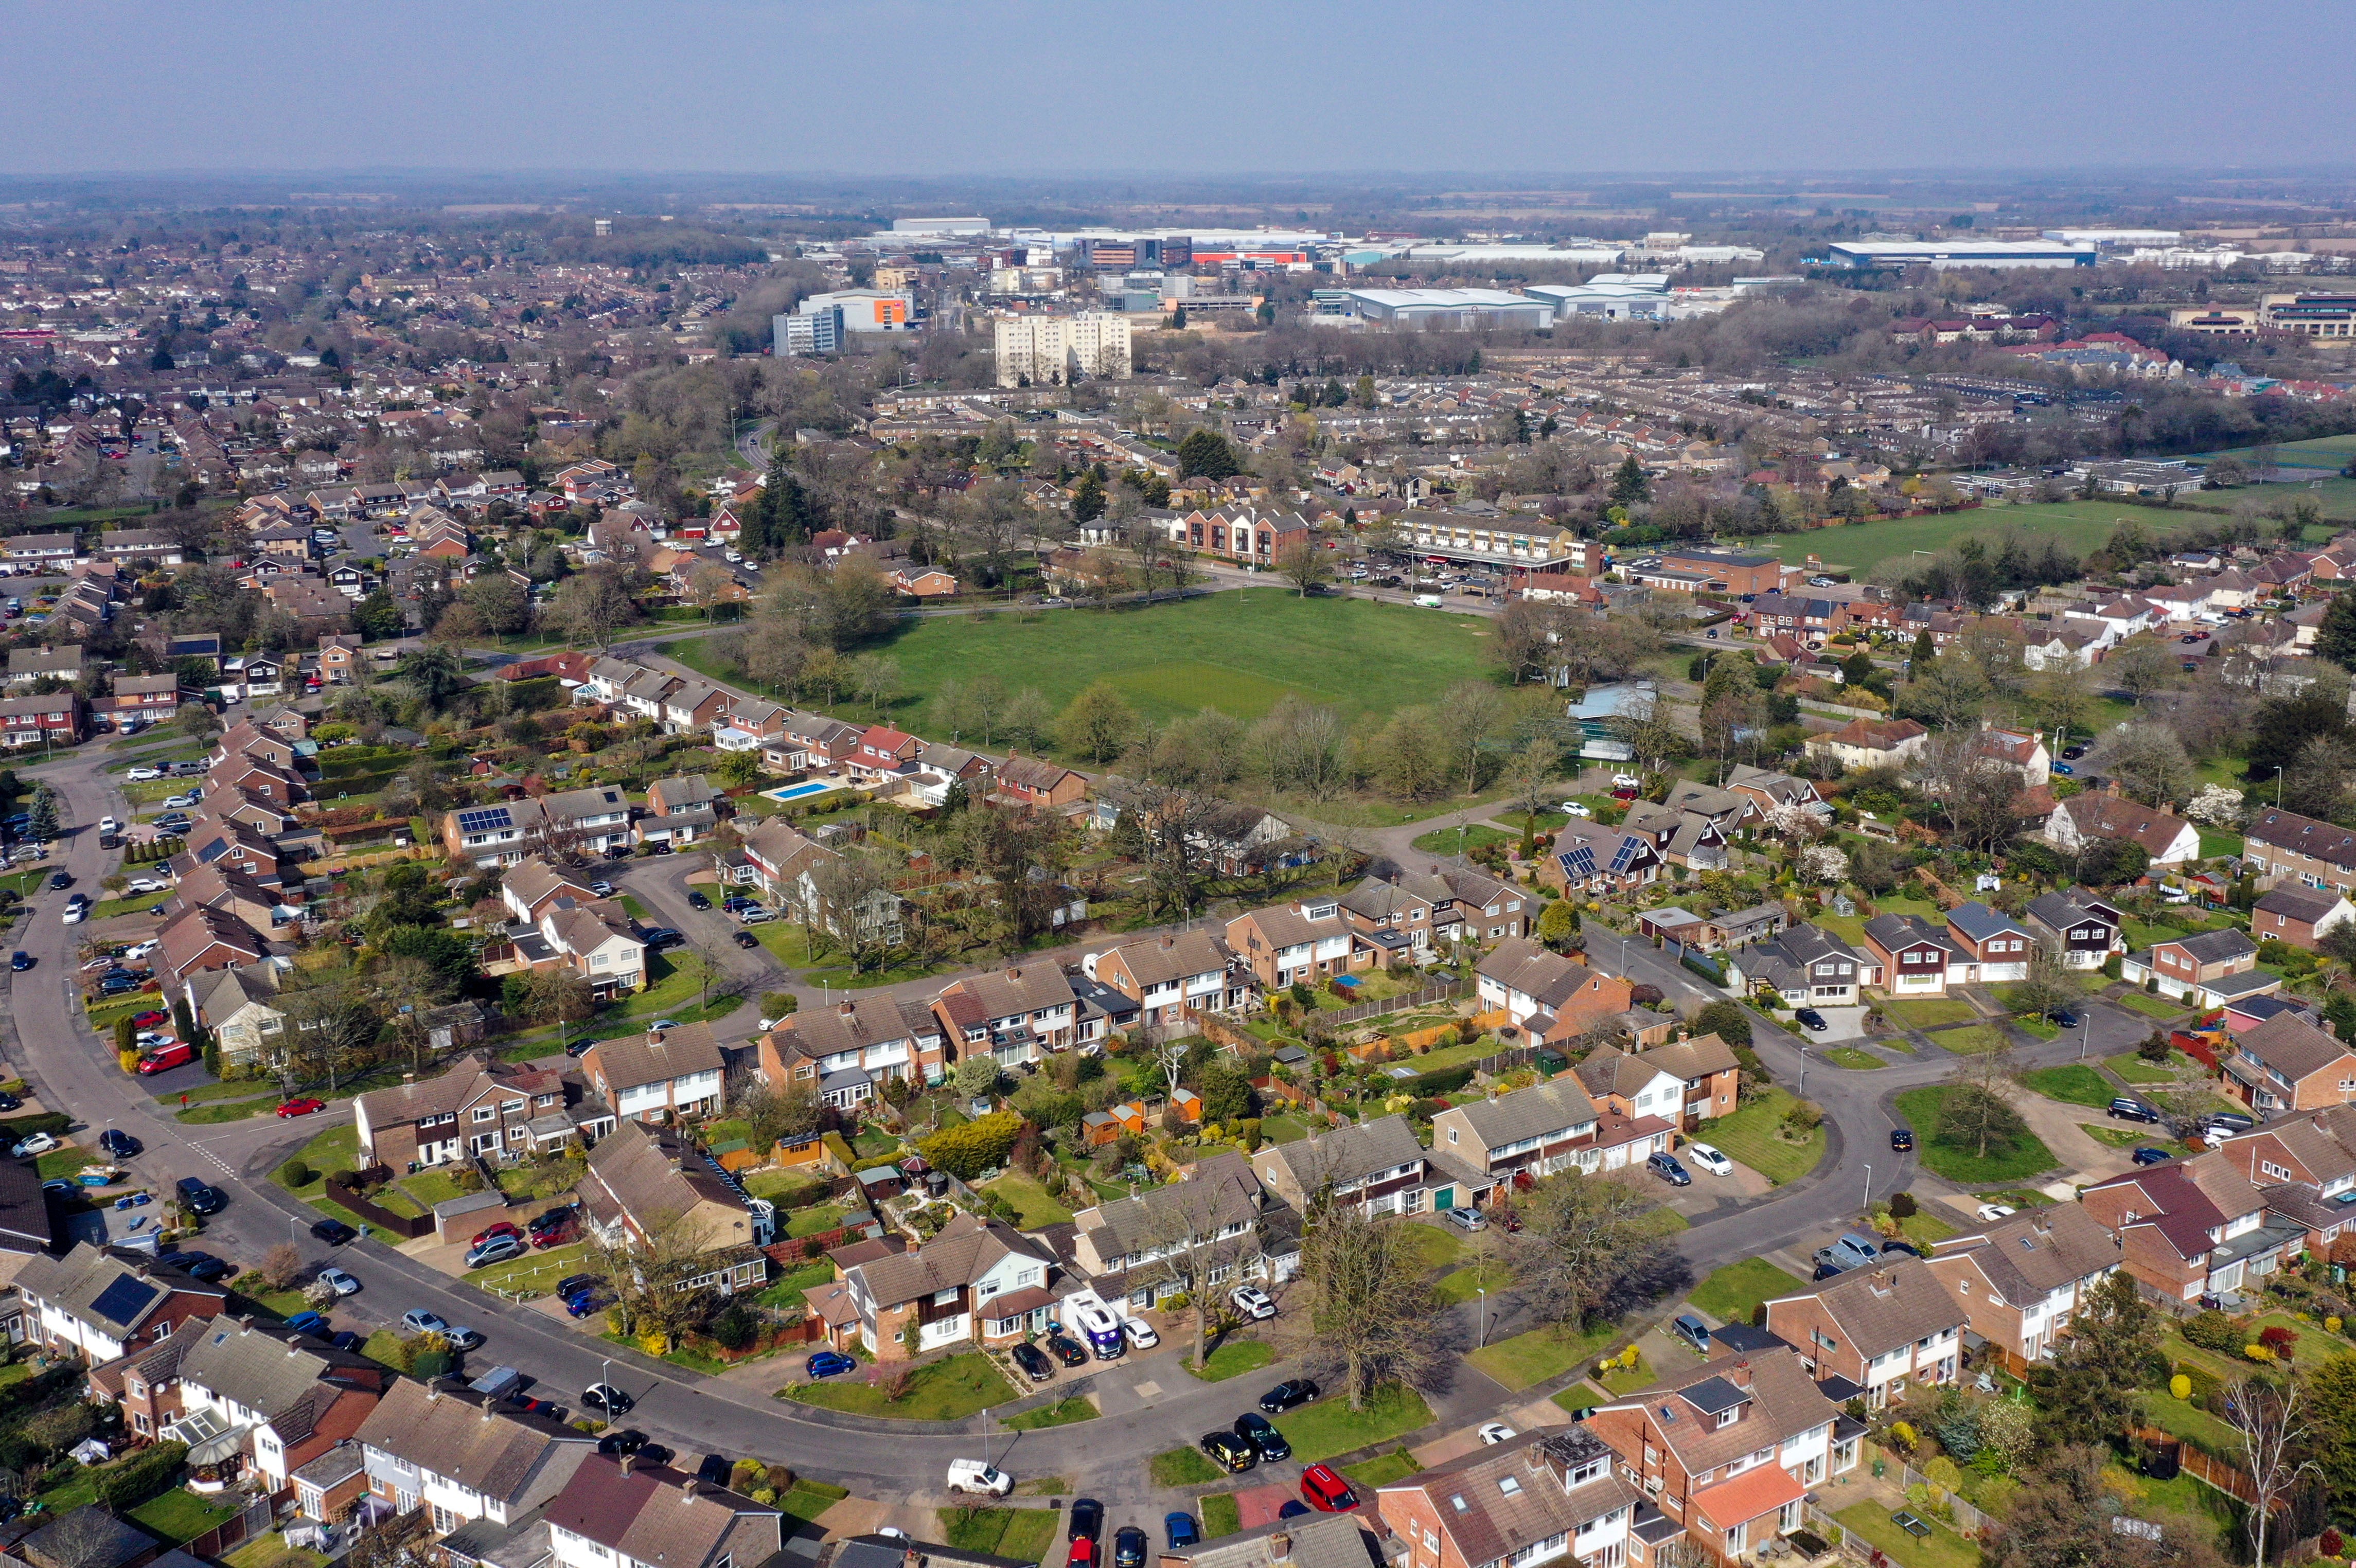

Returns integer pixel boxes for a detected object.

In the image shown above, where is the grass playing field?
[1749,500,2193,577]
[669,588,1500,730]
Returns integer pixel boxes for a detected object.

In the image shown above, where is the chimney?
[1729,1359,1752,1389]
[838,1001,856,1016]
[1007,968,1021,979]
[619,1454,634,1476]
[1160,936,1174,949]
[649,1029,664,1044]
[680,1476,699,1495]
[1871,1268,1892,1292]
[1269,1535,1292,1567]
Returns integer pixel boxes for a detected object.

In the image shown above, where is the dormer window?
[1716,1409,1739,1429]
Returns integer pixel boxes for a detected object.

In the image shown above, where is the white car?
[125,878,167,895]
[1976,1203,2016,1222]
[1612,773,1643,789]
[317,1268,362,1297]
[10,1132,58,1157]
[135,1031,175,1049]
[1562,801,1593,818]
[97,817,119,834]
[1121,1316,1160,1349]
[62,903,85,925]
[126,767,163,782]
[1478,1422,1518,1446]
[122,940,160,961]
[1229,1285,1277,1321]
[1684,1143,1734,1178]
[162,794,198,809]
[946,1460,1011,1496]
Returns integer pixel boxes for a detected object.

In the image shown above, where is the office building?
[774,306,841,357]
[993,313,1132,387]
[2258,293,2356,337]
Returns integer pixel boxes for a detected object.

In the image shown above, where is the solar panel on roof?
[90,1274,160,1328]
[456,807,512,834]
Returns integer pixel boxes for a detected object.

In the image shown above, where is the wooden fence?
[1327,979,1464,1028]
[324,1166,435,1239]
[2130,1427,2259,1505]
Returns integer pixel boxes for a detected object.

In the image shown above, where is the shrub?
[2170,1373,2191,1400]
[1888,1190,1917,1220]
[1921,1456,1963,1493]
[2138,1032,2172,1064]
[96,1439,188,1509]
[920,1110,1025,1180]
[2183,1308,2240,1351]
[1889,1420,1918,1453]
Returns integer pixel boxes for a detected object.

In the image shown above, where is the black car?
[686,890,712,910]
[599,1430,647,1456]
[181,1255,232,1282]
[176,1177,224,1215]
[1234,1413,1292,1462]
[639,926,683,949]
[2047,1008,2080,1029]
[1010,1341,1054,1382]
[1795,1007,1829,1031]
[2061,745,2087,760]
[584,1384,634,1416]
[47,871,70,890]
[0,1090,18,1111]
[1199,1431,1256,1473]
[1880,1240,1922,1258]
[696,1453,732,1486]
[1259,1379,1319,1414]
[331,1330,366,1352]
[1890,1127,1915,1151]
[98,1129,141,1159]
[732,930,759,949]
[557,1273,599,1299]
[1045,1333,1089,1367]
[1812,1261,1846,1281]
[528,1205,576,1239]
[311,1218,358,1245]
[1113,1527,1148,1568]
[2108,1097,2160,1123]
[1068,1500,1104,1544]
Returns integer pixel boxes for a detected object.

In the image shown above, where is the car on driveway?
[1068,1500,1103,1543]
[1010,1341,1054,1382]
[588,881,616,897]
[1479,1422,1518,1445]
[1199,1431,1255,1473]
[1259,1379,1319,1413]
[1046,1333,1089,1366]
[2133,1147,2174,1166]
[473,1221,523,1248]
[1672,1313,1713,1353]
[1444,1205,1487,1232]
[1795,1007,1829,1031]
[2108,1097,2159,1122]
[1684,1143,1733,1177]
[1299,1464,1360,1512]
[277,1098,327,1118]
[403,1309,450,1336]
[10,1131,58,1157]
[806,1350,858,1379]
[466,1235,525,1269]
[1646,1152,1691,1186]
[1976,1203,2016,1221]
[1163,1514,1199,1550]
[285,1311,330,1337]
[1112,1527,1147,1568]
[528,1208,576,1246]
[1229,1285,1277,1320]
[1234,1413,1291,1461]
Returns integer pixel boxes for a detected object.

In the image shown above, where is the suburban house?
[2080,1154,2301,1302]
[1573,1035,1742,1131]
[89,1314,388,1490]
[1345,864,1528,949]
[1377,1429,1649,1568]
[2121,928,2277,1009]
[499,858,599,924]
[1730,923,1876,1007]
[1620,801,1730,871]
[1475,938,1637,1045]
[2220,1012,2356,1115]
[188,964,286,1070]
[2207,1106,2356,1257]
[158,904,272,989]
[2022,889,2125,970]
[759,997,949,1109]
[543,1455,782,1568]
[440,786,635,867]
[1226,896,1375,989]
[2042,792,2202,867]
[581,1023,725,1124]
[1429,1076,1669,1188]
[837,1212,1055,1358]
[0,689,84,748]
[575,1120,772,1295]
[1970,726,2050,786]
[1068,1152,1295,1309]
[2244,806,2356,895]
[355,1377,597,1537]
[1249,1115,1449,1217]
[6,644,82,686]
[536,896,646,1000]
[736,819,906,950]
[1939,901,2037,985]
[1584,1347,1854,1562]
[1859,914,1961,996]
[993,753,1087,810]
[636,773,720,848]
[1802,716,1927,771]
[1924,1204,2121,1367]
[1724,764,1826,821]
[13,1245,229,1363]
[1539,820,1662,897]
[353,1053,591,1169]
[1764,1255,1966,1410]
[170,862,291,936]
[2254,885,2356,951]
[1086,932,1246,1032]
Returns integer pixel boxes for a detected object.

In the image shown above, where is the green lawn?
[129,1487,240,1544]
[2080,1123,2152,1149]
[1697,1086,1826,1186]
[1934,1026,2012,1056]
[1823,1047,1886,1070]
[742,1168,831,1206]
[1467,1319,1622,1392]
[2120,991,2190,1022]
[1401,1223,1464,1270]
[399,1168,469,1208]
[469,1241,589,1298]
[1274,1383,1433,1462]
[780,1480,852,1524]
[1833,1501,1982,1568]
[935,1507,1059,1562]
[1756,501,2177,576]
[1200,1495,1243,1539]
[782,1352,1016,1419]
[983,1171,1074,1229]
[2020,1064,2114,1108]
[1688,1258,1808,1323]
[2111,1050,2199,1084]
[1893,1086,2059,1183]
[1004,1395,1098,1431]
[1597,1354,1656,1397]
[1341,1449,1423,1488]
[1410,824,1518,855]
[1434,1258,1513,1306]
[1881,998,1978,1028]
[667,587,1499,741]
[1185,1339,1275,1382]
[2013,1015,2061,1041]
[1152,1447,1223,1486]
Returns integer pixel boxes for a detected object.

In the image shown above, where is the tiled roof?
[1254,1114,1424,1193]
[355,1378,591,1501]
[1381,1430,1637,1568]
[1610,1346,1837,1473]
[1794,1255,1966,1357]
[1442,1077,1600,1151]
[2234,1011,2356,1085]
[541,1454,778,1568]
[2247,807,2356,871]
[587,1022,723,1092]
[849,1213,1046,1308]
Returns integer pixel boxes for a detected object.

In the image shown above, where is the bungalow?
[2042,792,2202,867]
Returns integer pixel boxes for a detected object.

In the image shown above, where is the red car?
[131,1010,169,1029]
[1299,1465,1360,1513]
[136,1042,196,1075]
[473,1221,523,1248]
[277,1097,328,1118]
[1066,1541,1096,1568]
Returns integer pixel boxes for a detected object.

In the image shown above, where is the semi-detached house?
[1069,1152,1295,1310]
[2222,1011,2356,1115]
[840,1211,1055,1359]
[1763,1255,1965,1410]
[1924,1204,2120,1368]
[353,1052,594,1169]
[575,1120,771,1295]
[1573,1036,1742,1133]
[2244,806,2356,894]
[1085,931,1245,1031]
[2080,1152,2303,1302]
[441,786,634,867]
[1474,938,1636,1046]
[1429,1076,1673,1199]
[355,1377,597,1537]
[759,996,948,1108]
[582,1023,724,1124]
[932,963,1080,1065]
[13,1244,228,1363]
[1378,1429,1653,1568]
[1249,1114,1451,1218]
[543,1455,781,1568]
[1226,895,1374,989]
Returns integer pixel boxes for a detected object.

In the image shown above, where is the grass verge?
[1893,1086,2059,1184]
[781,1352,1015,1420]
[1687,1258,1808,1323]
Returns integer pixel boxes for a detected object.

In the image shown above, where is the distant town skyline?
[11,0,2356,178]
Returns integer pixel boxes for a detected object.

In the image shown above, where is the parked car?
[2133,1147,2174,1166]
[7,952,28,971]
[639,927,683,949]
[1889,1126,1915,1151]
[1684,1143,1733,1177]
[581,1383,632,1415]
[473,1221,523,1248]
[276,1097,327,1118]
[1672,1313,1712,1353]
[126,767,163,782]
[136,1043,195,1074]
[1478,1422,1518,1445]
[1112,1527,1147,1568]
[1163,1514,1200,1551]
[331,1330,367,1352]
[1646,1152,1691,1186]
[1299,1465,1360,1512]
[317,1269,361,1296]
[946,1460,1011,1496]
[285,1311,330,1337]
[1278,1502,1310,1521]
[588,881,616,897]
[97,1129,141,1158]
[528,1208,576,1246]
[1233,1411,1293,1462]
[1259,1379,1319,1413]
[1229,1285,1277,1320]
[1795,1007,1829,1031]
[176,1177,224,1215]
[731,930,760,949]
[1121,1317,1159,1350]
[402,1310,450,1336]
[466,1235,525,1269]
[2047,1008,2081,1028]
[2108,1097,2160,1123]
[598,1430,647,1456]
[805,1351,858,1380]
[686,890,711,910]
[1045,1333,1088,1367]
[1198,1431,1255,1473]
[1066,1543,1095,1568]
[1009,1341,1054,1382]
[1444,1205,1488,1232]
[311,1218,358,1245]
[131,1010,168,1028]
[564,1292,603,1318]
[45,871,69,890]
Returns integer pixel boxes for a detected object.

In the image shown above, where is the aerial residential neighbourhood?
[14,15,2356,1568]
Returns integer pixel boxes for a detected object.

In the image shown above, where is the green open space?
[983,1171,1074,1229]
[2119,991,2190,1022]
[2080,1122,2152,1149]
[1881,997,1978,1028]
[1833,1501,1981,1568]
[1933,1025,2011,1056]
[1893,1086,2059,1184]
[1410,823,1518,855]
[1687,1258,1808,1323]
[1822,1047,1885,1070]
[1185,1339,1275,1382]
[667,588,1498,740]
[2020,1064,2115,1108]
[1435,1257,1513,1306]
[935,1507,1059,1562]
[1466,1318,1623,1392]
[1274,1383,1433,1462]
[1004,1395,1098,1432]
[781,1351,1015,1419]
[1697,1085,1826,1186]
[1341,1449,1423,1488]
[1200,1495,1243,1539]
[1755,501,2169,576]
[2110,1050,2198,1084]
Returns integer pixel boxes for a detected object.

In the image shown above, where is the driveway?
[1796,1005,1871,1044]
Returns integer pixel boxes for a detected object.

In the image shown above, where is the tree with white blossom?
[1798,844,1849,884]
[1763,801,1824,841]
[2184,783,2245,827]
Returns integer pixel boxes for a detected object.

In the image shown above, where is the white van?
[1414,594,1444,609]
[946,1460,1011,1495]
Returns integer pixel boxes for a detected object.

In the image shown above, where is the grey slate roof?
[1443,1077,1599,1151]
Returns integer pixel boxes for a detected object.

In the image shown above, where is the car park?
[947,1460,1011,1496]
[1889,1126,1915,1151]
[1010,1341,1054,1381]
[1068,1501,1103,1543]
[1229,1285,1277,1320]
[2108,1097,2159,1122]
[277,1098,328,1117]
[318,1268,361,1296]
[1299,1465,1360,1512]
[1199,1431,1255,1473]
[1234,1413,1291,1462]
[1259,1379,1319,1413]
[312,1218,358,1245]
[176,1177,224,1214]
[1684,1143,1733,1177]
[403,1310,450,1335]
[1646,1152,1691,1186]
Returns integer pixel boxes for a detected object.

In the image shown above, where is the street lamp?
[1476,1286,1488,1350]
[2275,765,2286,808]
[1862,1162,1873,1208]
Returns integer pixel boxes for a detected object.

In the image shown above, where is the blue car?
[2133,1147,2174,1166]
[1164,1515,1200,1550]
[806,1350,858,1380]
[284,1311,329,1337]
[2047,1008,2080,1028]
[2051,762,2074,776]
[564,1291,603,1318]
[9,952,29,971]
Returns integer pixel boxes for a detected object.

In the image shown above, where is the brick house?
[1377,1429,1649,1568]
[1429,1076,1670,1191]
[933,963,1083,1064]
[759,996,949,1108]
[2244,806,2356,894]
[1860,913,1959,996]
[0,689,83,748]
[2221,1011,2356,1115]
[2253,885,2356,951]
[354,1377,597,1537]
[1763,1255,1965,1410]
[1475,938,1637,1046]
[1226,895,1376,990]
[840,1213,1055,1359]
[849,724,922,779]
[575,1121,771,1295]
[993,753,1088,809]
[2080,1155,2300,1302]
[2123,928,2274,1009]
[1085,932,1246,1032]
[1337,876,1437,961]
[1729,923,1876,1007]
[1584,1348,1853,1563]
[14,1245,228,1363]
[354,1053,590,1169]
[1924,1205,2121,1367]
[1573,1035,1741,1131]
[1539,821,1662,897]
[581,1023,725,1124]
[157,903,271,987]
[1939,901,2036,985]
[1248,1114,1442,1217]
[2022,889,2124,970]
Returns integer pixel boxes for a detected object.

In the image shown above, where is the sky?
[8,0,2355,178]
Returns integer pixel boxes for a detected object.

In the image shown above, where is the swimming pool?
[764,780,843,803]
